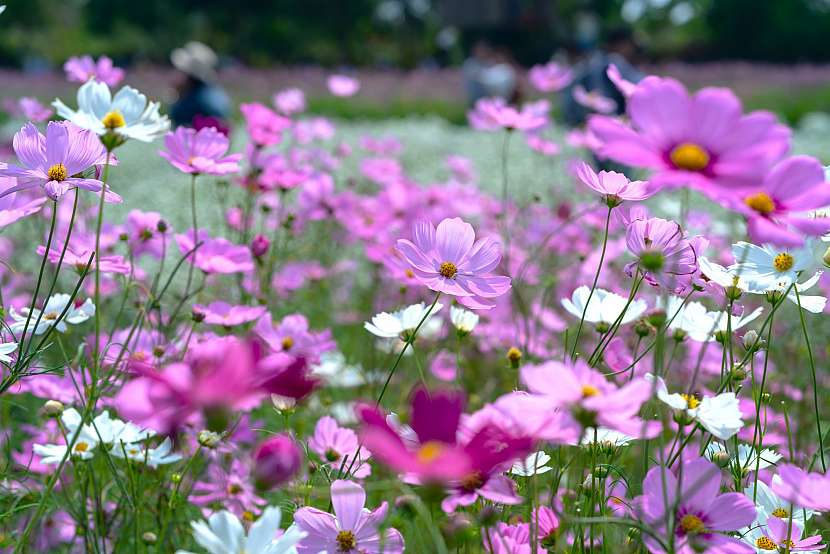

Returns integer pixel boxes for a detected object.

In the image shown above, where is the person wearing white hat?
[169,41,231,128]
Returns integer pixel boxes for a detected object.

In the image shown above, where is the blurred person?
[462,40,517,105]
[169,41,231,128]
[562,26,643,128]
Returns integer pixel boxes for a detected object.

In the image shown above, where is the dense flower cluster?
[0,56,829,554]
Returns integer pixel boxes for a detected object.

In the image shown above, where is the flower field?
[2,55,830,554]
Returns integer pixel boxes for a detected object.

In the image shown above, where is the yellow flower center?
[670,143,710,171]
[43,311,59,321]
[460,471,485,492]
[681,393,700,410]
[439,261,458,279]
[773,252,794,272]
[242,510,255,522]
[744,192,776,215]
[506,347,522,362]
[336,530,357,552]
[227,483,242,495]
[771,507,789,518]
[102,110,126,130]
[755,536,777,550]
[281,336,294,350]
[679,514,705,535]
[46,163,68,182]
[581,384,600,398]
[74,442,89,453]
[416,441,444,464]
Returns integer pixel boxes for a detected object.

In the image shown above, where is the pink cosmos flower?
[357,388,532,485]
[520,359,660,442]
[468,97,548,132]
[588,76,790,192]
[308,416,371,478]
[192,301,267,327]
[573,85,617,114]
[256,353,321,400]
[239,103,291,146]
[396,217,511,307]
[193,114,230,136]
[252,434,303,489]
[625,217,698,292]
[191,457,265,518]
[770,464,830,511]
[4,97,53,122]
[159,126,241,175]
[295,480,402,553]
[481,506,559,553]
[175,229,255,274]
[525,134,560,156]
[253,313,335,362]
[637,457,756,554]
[750,517,825,553]
[607,64,638,98]
[273,87,306,115]
[125,209,168,258]
[574,161,653,206]
[0,122,109,201]
[528,61,573,92]
[63,55,125,87]
[327,75,361,97]
[0,179,46,227]
[36,244,129,275]
[717,155,830,247]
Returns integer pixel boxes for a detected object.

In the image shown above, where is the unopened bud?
[251,234,270,258]
[823,246,830,268]
[141,532,157,545]
[118,232,129,242]
[711,450,731,468]
[191,307,206,323]
[742,330,765,352]
[43,400,64,416]
[634,320,652,337]
[252,434,303,490]
[506,347,522,368]
[156,220,168,233]
[477,506,499,527]
[197,430,222,448]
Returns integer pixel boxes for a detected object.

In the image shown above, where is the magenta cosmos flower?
[159,126,241,175]
[520,359,660,442]
[637,457,756,554]
[192,301,267,327]
[528,61,573,92]
[588,76,790,192]
[254,313,335,362]
[626,216,698,292]
[0,122,109,201]
[771,464,830,511]
[357,388,532,484]
[327,75,361,97]
[468,97,548,132]
[309,415,371,478]
[396,218,511,308]
[574,161,653,207]
[64,55,124,87]
[239,102,291,147]
[717,155,830,247]
[295,480,403,554]
[175,229,255,274]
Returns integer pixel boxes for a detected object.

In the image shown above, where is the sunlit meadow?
[2,52,830,554]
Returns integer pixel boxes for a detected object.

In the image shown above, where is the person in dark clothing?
[169,42,231,128]
[562,27,644,128]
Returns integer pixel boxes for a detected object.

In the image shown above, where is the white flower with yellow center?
[175,506,306,554]
[561,286,647,328]
[450,305,479,334]
[729,242,812,292]
[364,302,443,341]
[510,451,552,476]
[706,442,782,475]
[53,80,169,143]
[743,478,814,528]
[647,374,743,440]
[579,427,633,448]
[8,293,95,336]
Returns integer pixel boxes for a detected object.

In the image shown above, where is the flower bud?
[141,532,157,545]
[252,434,302,490]
[156,219,168,233]
[43,400,64,417]
[823,245,830,268]
[742,330,765,352]
[251,234,270,258]
[197,430,222,449]
[506,347,522,369]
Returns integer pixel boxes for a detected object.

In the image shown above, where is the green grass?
[743,82,830,125]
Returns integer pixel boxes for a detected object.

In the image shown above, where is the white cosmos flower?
[311,351,365,387]
[729,242,813,292]
[510,451,552,476]
[694,306,764,343]
[579,427,633,448]
[450,305,479,333]
[647,374,743,440]
[175,506,305,554]
[53,80,170,142]
[562,286,647,326]
[33,411,99,464]
[706,442,782,474]
[364,302,443,340]
[113,437,182,468]
[754,270,826,314]
[743,478,814,528]
[698,257,752,292]
[8,294,95,335]
[0,341,17,364]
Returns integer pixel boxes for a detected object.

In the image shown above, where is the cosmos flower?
[327,75,360,97]
[510,451,552,477]
[308,416,371,478]
[37,244,130,275]
[528,61,573,92]
[192,301,267,327]
[574,161,653,206]
[273,87,306,115]
[240,103,291,146]
[573,85,617,114]
[363,302,444,340]
[396,218,511,308]
[743,478,813,527]
[468,97,548,132]
[159,126,242,175]
[729,241,814,292]
[449,305,479,335]
[53,80,169,143]
[588,76,790,192]
[561,285,648,328]
[637,457,756,553]
[63,55,125,87]
[0,122,109,201]
[177,506,306,554]
[771,464,830,512]
[4,96,53,121]
[0,178,47,227]
[625,217,698,292]
[175,229,255,274]
[0,341,17,364]
[9,294,95,336]
[648,375,744,440]
[742,516,824,553]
